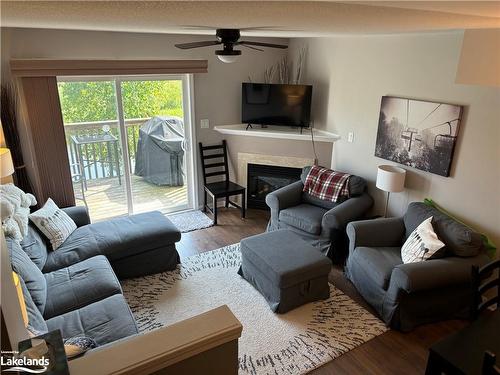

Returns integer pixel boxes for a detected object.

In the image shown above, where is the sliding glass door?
[57,75,195,221]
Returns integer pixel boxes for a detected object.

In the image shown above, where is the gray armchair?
[345,202,490,331]
[265,166,373,261]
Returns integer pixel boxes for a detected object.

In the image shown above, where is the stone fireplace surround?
[237,153,315,194]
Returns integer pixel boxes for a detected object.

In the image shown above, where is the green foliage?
[58,80,184,123]
[121,80,183,119]
[58,81,117,123]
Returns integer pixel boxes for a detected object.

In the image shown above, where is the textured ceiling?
[352,2,500,19]
[1,1,499,37]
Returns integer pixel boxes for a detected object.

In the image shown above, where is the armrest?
[346,217,405,253]
[62,206,91,227]
[322,192,373,233]
[69,305,242,375]
[391,253,490,293]
[265,180,303,212]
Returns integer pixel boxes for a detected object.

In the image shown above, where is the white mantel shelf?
[213,124,340,143]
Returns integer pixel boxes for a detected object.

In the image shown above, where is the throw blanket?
[303,165,351,202]
[0,183,37,241]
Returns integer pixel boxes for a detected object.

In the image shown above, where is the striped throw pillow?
[401,216,445,264]
[29,198,77,250]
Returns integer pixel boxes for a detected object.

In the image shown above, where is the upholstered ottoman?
[238,229,331,313]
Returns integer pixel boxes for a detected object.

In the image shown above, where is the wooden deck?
[74,175,188,221]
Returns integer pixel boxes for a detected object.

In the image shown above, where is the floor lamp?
[376,165,406,217]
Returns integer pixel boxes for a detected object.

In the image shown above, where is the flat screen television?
[241,83,312,128]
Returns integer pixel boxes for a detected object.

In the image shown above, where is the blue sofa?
[7,207,181,346]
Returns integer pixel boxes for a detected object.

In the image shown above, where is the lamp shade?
[217,55,239,63]
[0,148,15,178]
[376,165,406,193]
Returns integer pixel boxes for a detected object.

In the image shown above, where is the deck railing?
[64,118,150,181]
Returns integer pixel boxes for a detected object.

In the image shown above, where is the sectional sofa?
[7,206,181,347]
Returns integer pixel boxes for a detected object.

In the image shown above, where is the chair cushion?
[404,202,483,257]
[20,225,49,271]
[43,211,181,272]
[8,238,47,314]
[45,294,138,346]
[350,246,402,290]
[279,204,326,235]
[43,256,122,319]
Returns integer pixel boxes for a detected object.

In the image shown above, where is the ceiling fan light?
[217,54,239,63]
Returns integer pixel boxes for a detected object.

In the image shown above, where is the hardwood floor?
[176,208,467,375]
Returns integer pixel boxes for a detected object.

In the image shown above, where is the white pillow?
[0,183,37,241]
[29,198,77,250]
[401,216,445,264]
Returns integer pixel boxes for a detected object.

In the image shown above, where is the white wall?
[0,27,289,203]
[289,31,500,246]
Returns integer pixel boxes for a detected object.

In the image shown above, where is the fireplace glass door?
[247,164,302,209]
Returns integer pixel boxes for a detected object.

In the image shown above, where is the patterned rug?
[167,210,213,232]
[121,244,388,375]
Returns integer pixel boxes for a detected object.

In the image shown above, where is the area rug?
[121,244,388,375]
[166,210,213,232]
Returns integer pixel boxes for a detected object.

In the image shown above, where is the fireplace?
[247,163,302,209]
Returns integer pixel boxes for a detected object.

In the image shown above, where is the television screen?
[241,83,312,128]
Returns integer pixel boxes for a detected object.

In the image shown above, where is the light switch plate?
[200,119,210,129]
[348,132,354,143]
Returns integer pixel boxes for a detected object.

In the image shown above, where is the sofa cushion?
[8,238,47,314]
[43,256,122,319]
[20,225,49,271]
[279,204,326,235]
[404,202,483,257]
[300,166,367,209]
[19,276,48,334]
[43,211,181,272]
[29,198,77,250]
[350,246,402,290]
[45,294,138,346]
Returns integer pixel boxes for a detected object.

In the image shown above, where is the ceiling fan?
[175,29,288,63]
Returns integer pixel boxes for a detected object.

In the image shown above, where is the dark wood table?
[426,310,500,375]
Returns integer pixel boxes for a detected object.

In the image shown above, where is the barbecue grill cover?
[134,116,185,186]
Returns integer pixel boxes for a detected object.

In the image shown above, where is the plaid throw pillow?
[303,165,351,202]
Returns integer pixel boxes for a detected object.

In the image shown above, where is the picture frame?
[374,96,463,177]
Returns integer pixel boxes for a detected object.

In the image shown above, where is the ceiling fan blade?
[239,26,285,31]
[181,26,280,31]
[175,41,221,49]
[238,41,288,49]
[239,44,264,52]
